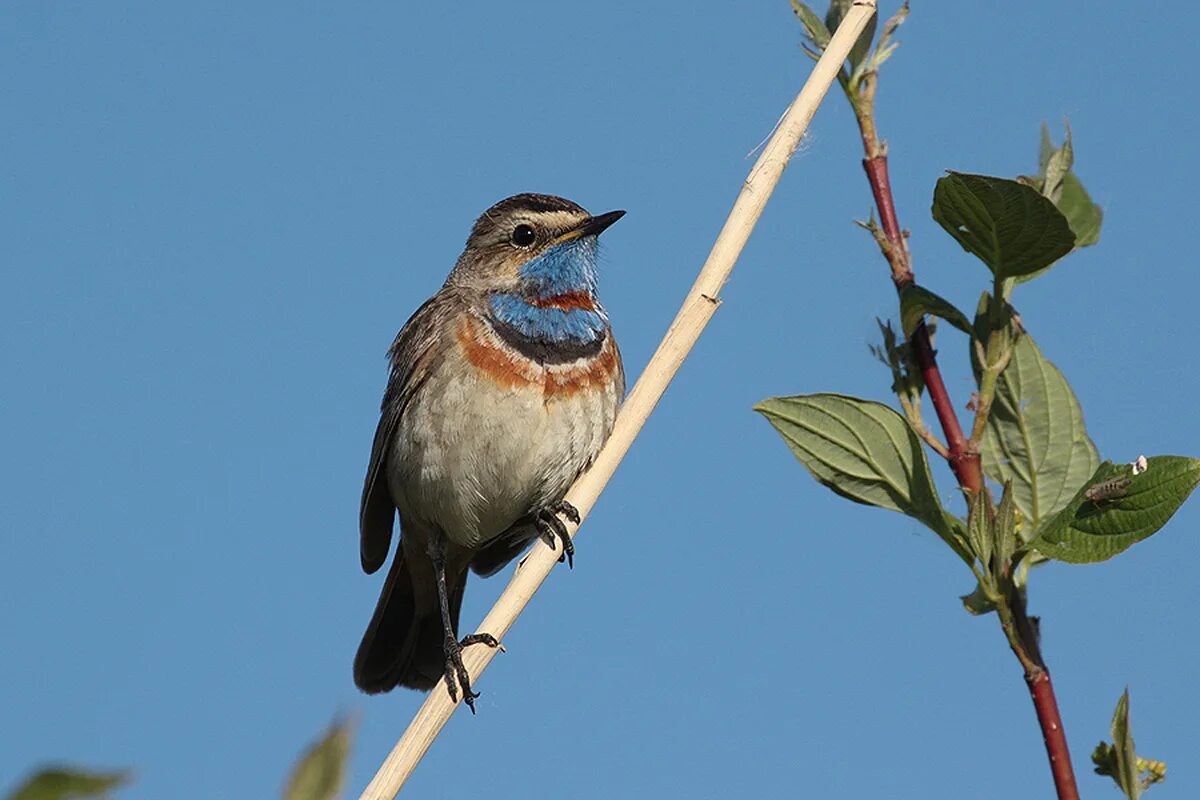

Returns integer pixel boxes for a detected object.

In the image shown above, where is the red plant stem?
[862,155,982,493]
[859,152,1077,800]
[1029,671,1080,800]
[1007,589,1081,800]
[864,157,912,286]
[910,324,980,492]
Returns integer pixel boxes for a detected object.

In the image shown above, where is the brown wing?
[359,290,457,574]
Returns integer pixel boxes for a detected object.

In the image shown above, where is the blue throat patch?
[517,237,599,297]
[488,238,607,345]
[489,293,607,345]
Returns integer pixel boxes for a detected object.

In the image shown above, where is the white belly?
[388,361,617,549]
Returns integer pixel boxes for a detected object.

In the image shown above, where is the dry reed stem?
[359,4,878,796]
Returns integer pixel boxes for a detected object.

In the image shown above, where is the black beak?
[577,209,626,237]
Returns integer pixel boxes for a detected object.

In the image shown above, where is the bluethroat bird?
[354,194,626,711]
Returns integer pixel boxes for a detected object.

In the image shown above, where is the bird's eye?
[510,224,537,248]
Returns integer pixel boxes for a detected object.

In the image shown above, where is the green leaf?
[790,0,831,50]
[872,41,899,70]
[852,14,877,74]
[1038,123,1055,174]
[964,481,1018,572]
[970,289,992,347]
[1092,690,1166,798]
[960,580,997,615]
[1039,123,1103,249]
[994,480,1018,565]
[8,769,129,800]
[1041,123,1073,205]
[1111,690,1142,800]
[1057,171,1103,248]
[1031,457,1200,563]
[965,489,991,567]
[980,332,1099,530]
[931,172,1076,280]
[282,719,355,800]
[872,1,908,70]
[899,284,971,337]
[1015,124,1104,283]
[755,393,971,564]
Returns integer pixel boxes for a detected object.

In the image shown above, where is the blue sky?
[3,2,1198,798]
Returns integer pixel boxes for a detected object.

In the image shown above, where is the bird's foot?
[552,500,581,525]
[536,501,579,568]
[442,632,502,713]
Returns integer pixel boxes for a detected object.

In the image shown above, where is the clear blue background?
[3,2,1197,798]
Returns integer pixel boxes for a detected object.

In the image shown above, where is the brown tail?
[353,543,467,693]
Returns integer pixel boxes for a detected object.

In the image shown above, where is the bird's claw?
[536,504,576,569]
[442,632,502,713]
[553,500,581,525]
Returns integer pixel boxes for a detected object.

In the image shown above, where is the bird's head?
[449,193,624,300]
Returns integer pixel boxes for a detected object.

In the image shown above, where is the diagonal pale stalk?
[357,3,880,797]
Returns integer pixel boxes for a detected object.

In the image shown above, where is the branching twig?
[859,156,981,491]
[841,14,1080,800]
[356,4,880,797]
[909,412,949,459]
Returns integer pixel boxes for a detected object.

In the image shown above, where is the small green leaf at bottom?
[8,768,129,800]
[1092,690,1166,799]
[282,719,355,800]
[1031,457,1200,563]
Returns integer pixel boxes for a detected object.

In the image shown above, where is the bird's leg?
[428,536,498,713]
[535,500,580,569]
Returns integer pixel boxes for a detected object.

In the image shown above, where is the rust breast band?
[456,315,618,399]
